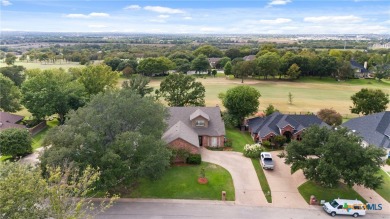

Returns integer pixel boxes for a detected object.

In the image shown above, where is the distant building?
[207,58,222,69]
[350,60,370,78]
[243,55,256,61]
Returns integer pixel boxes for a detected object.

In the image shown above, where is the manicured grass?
[251,158,272,203]
[225,127,254,153]
[31,120,59,150]
[0,61,81,70]
[125,162,235,201]
[298,181,367,204]
[375,170,390,203]
[148,76,390,115]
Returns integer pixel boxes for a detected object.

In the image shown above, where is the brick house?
[247,112,329,143]
[162,107,226,161]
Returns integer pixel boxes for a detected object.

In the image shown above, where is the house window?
[211,137,218,147]
[296,135,302,141]
[195,120,205,127]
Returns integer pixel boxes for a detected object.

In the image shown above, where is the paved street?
[96,200,390,219]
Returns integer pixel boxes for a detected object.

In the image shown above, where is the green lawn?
[149,76,390,115]
[31,120,59,150]
[251,158,272,203]
[225,128,254,152]
[298,181,367,204]
[375,170,390,203]
[123,162,235,201]
[0,61,81,70]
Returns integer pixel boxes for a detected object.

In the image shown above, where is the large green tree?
[191,54,210,74]
[285,125,386,189]
[221,85,261,125]
[5,53,17,65]
[0,162,115,219]
[0,128,32,158]
[0,65,26,86]
[40,89,171,188]
[350,88,389,115]
[137,57,175,76]
[224,61,233,75]
[21,69,87,124]
[158,74,205,106]
[232,60,257,83]
[0,74,22,112]
[193,45,223,58]
[77,64,119,96]
[122,75,153,97]
[257,52,281,79]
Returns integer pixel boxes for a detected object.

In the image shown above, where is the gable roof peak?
[190,108,210,121]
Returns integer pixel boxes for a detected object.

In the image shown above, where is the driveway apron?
[262,151,310,209]
[201,148,268,206]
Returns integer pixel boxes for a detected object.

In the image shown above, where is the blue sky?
[1,0,389,34]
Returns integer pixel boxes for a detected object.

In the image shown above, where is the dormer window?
[195,120,205,127]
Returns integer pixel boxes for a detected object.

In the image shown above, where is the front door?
[198,136,203,146]
[211,137,218,147]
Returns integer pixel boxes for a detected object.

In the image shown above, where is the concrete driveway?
[201,148,268,206]
[263,151,310,209]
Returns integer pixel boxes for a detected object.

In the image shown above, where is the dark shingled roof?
[350,60,369,73]
[166,107,225,137]
[0,112,26,131]
[247,112,329,138]
[343,111,390,149]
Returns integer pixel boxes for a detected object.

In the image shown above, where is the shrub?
[0,128,32,158]
[187,154,202,165]
[243,143,264,158]
[262,141,271,148]
[170,148,191,163]
[386,158,390,166]
[224,139,233,148]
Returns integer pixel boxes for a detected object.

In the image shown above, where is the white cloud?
[88,24,107,28]
[184,16,192,20]
[89,13,110,18]
[144,6,185,14]
[158,15,170,19]
[65,12,110,19]
[2,0,12,6]
[304,15,363,23]
[256,18,292,25]
[268,0,292,6]
[149,19,166,23]
[124,5,141,10]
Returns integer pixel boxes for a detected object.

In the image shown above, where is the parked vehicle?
[260,152,274,170]
[323,198,366,217]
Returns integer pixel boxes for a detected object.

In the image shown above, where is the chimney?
[364,61,367,69]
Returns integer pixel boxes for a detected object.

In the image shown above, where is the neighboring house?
[342,111,390,158]
[207,58,222,69]
[0,112,26,131]
[162,107,225,160]
[350,60,370,78]
[243,55,256,61]
[247,112,329,143]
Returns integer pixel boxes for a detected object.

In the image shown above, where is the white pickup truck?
[260,152,274,170]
